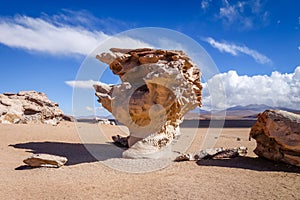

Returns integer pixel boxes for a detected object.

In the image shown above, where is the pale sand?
[0,122,299,200]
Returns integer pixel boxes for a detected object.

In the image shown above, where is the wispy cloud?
[201,0,211,10]
[0,12,149,56]
[204,37,272,64]
[202,0,269,30]
[85,106,94,111]
[0,15,110,55]
[65,80,104,88]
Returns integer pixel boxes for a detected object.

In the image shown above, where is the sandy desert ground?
[0,121,299,200]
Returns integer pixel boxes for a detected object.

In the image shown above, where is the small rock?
[212,146,247,159]
[112,134,129,148]
[96,118,116,125]
[174,146,247,162]
[23,154,68,168]
[174,153,196,162]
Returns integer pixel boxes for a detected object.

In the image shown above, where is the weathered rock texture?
[0,91,71,125]
[174,146,247,162]
[23,154,68,168]
[250,110,300,166]
[94,48,202,158]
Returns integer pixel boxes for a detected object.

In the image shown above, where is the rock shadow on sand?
[196,156,300,174]
[10,141,124,169]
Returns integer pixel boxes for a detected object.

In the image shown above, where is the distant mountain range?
[76,115,114,119]
[186,104,300,120]
[75,104,299,121]
[226,104,298,112]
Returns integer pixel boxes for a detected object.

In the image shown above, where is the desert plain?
[0,121,299,200]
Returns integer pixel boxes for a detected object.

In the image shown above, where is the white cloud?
[0,13,151,56]
[0,15,110,55]
[84,105,111,117]
[204,37,272,64]
[201,0,211,10]
[202,66,300,110]
[219,0,242,23]
[69,67,300,112]
[298,46,300,51]
[85,106,93,111]
[217,0,269,30]
[65,80,104,88]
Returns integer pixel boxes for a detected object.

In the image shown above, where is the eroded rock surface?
[23,154,68,168]
[174,146,248,162]
[0,91,71,125]
[94,48,202,158]
[250,110,300,166]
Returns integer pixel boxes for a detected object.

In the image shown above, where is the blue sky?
[0,0,299,115]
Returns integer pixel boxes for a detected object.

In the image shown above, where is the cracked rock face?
[250,110,300,166]
[93,48,202,159]
[0,91,71,125]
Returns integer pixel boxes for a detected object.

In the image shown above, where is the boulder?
[250,110,300,166]
[23,154,68,168]
[93,48,202,159]
[0,91,71,125]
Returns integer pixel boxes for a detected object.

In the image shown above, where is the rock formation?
[250,110,300,166]
[96,118,116,125]
[0,91,71,125]
[174,146,248,162]
[93,48,202,159]
[23,154,68,168]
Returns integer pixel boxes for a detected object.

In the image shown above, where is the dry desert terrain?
[0,121,299,200]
